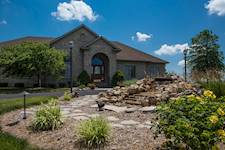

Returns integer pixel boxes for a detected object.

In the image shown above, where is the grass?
[0,96,55,150]
[200,81,225,97]
[0,87,69,94]
[0,132,42,150]
[0,96,55,115]
[78,117,111,147]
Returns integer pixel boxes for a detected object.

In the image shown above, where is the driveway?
[0,88,109,100]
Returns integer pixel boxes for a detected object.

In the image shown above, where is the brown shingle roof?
[112,41,168,64]
[0,36,54,48]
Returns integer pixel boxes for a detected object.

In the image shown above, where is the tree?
[0,42,66,87]
[188,30,224,81]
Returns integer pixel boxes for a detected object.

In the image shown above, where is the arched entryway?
[91,53,109,86]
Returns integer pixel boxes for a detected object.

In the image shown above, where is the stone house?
[0,24,168,87]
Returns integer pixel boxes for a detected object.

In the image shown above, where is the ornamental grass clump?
[77,117,111,147]
[154,90,225,150]
[32,99,63,131]
[63,91,72,101]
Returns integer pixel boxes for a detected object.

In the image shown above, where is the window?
[148,64,160,77]
[125,65,136,79]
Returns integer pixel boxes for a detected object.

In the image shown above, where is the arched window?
[91,56,105,81]
[92,57,103,66]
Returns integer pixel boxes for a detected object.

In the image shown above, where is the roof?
[50,24,98,45]
[113,41,168,64]
[0,36,54,48]
[81,36,121,52]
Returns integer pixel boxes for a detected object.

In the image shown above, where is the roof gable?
[81,36,120,52]
[50,24,98,45]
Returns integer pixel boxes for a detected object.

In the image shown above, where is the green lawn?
[0,132,42,150]
[0,87,69,94]
[0,96,54,150]
[0,96,55,115]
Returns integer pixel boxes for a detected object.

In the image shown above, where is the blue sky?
[0,0,225,74]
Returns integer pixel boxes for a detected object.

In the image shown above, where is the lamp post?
[69,41,74,93]
[183,49,188,82]
[22,91,29,119]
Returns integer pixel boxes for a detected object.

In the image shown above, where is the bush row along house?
[0,24,168,87]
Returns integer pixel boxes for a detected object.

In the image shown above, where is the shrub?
[77,117,111,147]
[32,99,63,131]
[77,70,91,86]
[79,84,86,89]
[63,91,72,101]
[153,90,225,150]
[0,83,8,87]
[200,81,225,97]
[111,70,124,87]
[87,83,96,89]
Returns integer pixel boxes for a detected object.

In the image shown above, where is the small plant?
[111,70,124,86]
[77,117,111,147]
[87,83,96,89]
[32,99,63,131]
[153,90,225,149]
[77,70,91,86]
[63,91,72,101]
[79,84,86,89]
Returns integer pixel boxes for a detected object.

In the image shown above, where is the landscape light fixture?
[22,91,30,119]
[69,41,74,93]
[183,49,188,82]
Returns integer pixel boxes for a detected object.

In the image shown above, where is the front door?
[91,53,109,86]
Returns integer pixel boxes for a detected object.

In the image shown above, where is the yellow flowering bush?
[154,90,225,150]
[204,90,217,99]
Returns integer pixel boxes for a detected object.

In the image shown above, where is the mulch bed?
[0,108,165,150]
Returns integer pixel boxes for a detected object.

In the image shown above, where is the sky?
[0,0,225,74]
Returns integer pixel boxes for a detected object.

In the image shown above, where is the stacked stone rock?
[98,75,198,106]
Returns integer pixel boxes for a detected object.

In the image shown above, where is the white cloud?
[0,20,7,25]
[205,0,225,16]
[51,0,98,22]
[154,43,189,56]
[178,60,185,67]
[135,32,152,42]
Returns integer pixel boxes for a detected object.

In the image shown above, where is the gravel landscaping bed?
[0,98,165,150]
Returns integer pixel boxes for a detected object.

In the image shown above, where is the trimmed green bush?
[79,84,86,89]
[77,70,91,86]
[200,81,225,97]
[77,117,111,147]
[63,91,72,101]
[153,90,225,149]
[87,83,96,89]
[32,99,63,131]
[111,70,124,86]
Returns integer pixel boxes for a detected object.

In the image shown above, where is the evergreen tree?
[188,30,224,80]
